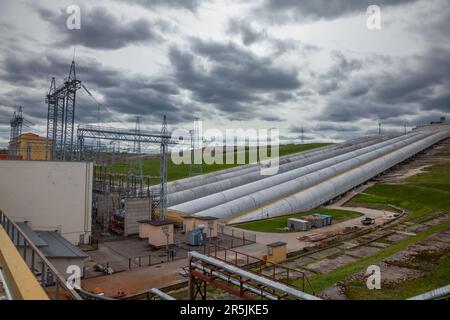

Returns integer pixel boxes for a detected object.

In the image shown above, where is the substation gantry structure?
[76,116,181,220]
[45,60,81,161]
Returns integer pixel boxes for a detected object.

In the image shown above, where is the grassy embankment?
[304,160,450,298]
[349,162,450,221]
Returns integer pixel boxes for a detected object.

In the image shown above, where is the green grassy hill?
[350,162,450,221]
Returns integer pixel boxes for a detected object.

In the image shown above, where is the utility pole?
[189,118,203,177]
[378,122,382,135]
[301,127,305,144]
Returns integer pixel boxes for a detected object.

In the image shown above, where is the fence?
[84,248,187,277]
[217,224,256,248]
[85,227,256,277]
[0,210,82,300]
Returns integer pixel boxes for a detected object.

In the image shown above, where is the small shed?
[266,242,287,264]
[146,220,175,249]
[312,213,332,226]
[138,220,152,239]
[36,231,88,279]
[302,216,324,228]
[13,223,87,280]
[287,218,311,231]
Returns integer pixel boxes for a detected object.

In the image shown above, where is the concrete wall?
[48,257,86,279]
[124,198,152,236]
[0,161,93,244]
[138,222,152,239]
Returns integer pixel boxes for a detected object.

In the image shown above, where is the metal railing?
[188,251,320,300]
[407,285,450,300]
[207,245,315,294]
[149,288,176,300]
[0,210,82,300]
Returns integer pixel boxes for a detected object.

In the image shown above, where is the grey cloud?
[35,5,163,50]
[117,0,206,11]
[259,0,418,23]
[226,18,320,56]
[314,123,361,132]
[259,114,286,122]
[0,51,200,130]
[318,51,363,95]
[227,19,268,45]
[168,39,302,120]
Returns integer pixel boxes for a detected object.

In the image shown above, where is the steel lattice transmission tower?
[128,116,144,196]
[8,106,24,159]
[45,60,81,161]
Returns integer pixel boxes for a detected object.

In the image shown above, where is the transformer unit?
[287,218,311,231]
[186,225,206,246]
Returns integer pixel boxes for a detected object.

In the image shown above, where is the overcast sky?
[0,0,449,147]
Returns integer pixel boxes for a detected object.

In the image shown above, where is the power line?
[81,83,131,129]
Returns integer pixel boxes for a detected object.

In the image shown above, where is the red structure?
[187,247,317,300]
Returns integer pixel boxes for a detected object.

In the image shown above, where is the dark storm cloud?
[315,40,450,125]
[0,51,200,128]
[168,39,302,119]
[117,0,206,11]
[289,123,360,134]
[35,5,163,50]
[259,114,286,122]
[318,51,363,95]
[382,111,446,127]
[226,18,320,58]
[320,98,419,122]
[259,0,418,22]
[0,51,128,96]
[0,53,73,86]
[227,19,268,45]
[314,123,361,132]
[372,47,450,111]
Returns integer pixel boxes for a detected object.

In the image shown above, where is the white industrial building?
[0,161,93,245]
